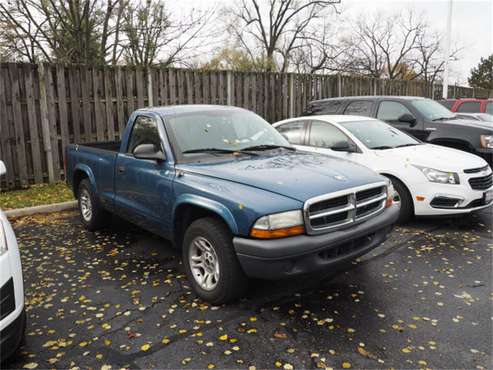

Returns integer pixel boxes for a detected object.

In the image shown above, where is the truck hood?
[178,151,384,202]
[374,144,488,172]
[439,118,493,131]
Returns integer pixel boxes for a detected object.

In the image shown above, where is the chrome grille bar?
[304,182,387,235]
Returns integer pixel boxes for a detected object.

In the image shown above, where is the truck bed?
[79,141,121,152]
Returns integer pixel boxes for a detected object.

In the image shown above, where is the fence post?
[337,74,342,97]
[288,74,294,118]
[38,63,55,184]
[147,67,154,106]
[226,70,233,105]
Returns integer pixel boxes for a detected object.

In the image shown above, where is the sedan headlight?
[0,220,8,256]
[480,135,493,149]
[250,210,305,239]
[414,165,460,184]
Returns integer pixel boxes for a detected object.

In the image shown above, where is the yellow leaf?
[401,347,412,353]
[141,343,151,352]
[162,337,170,345]
[207,364,215,369]
[342,362,351,369]
[219,334,228,341]
[23,363,38,369]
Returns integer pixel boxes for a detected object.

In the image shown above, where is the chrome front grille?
[304,182,387,235]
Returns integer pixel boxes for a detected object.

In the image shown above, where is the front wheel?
[183,217,248,304]
[388,177,413,224]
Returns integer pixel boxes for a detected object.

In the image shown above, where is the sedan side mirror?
[398,113,417,127]
[0,160,5,176]
[133,144,166,161]
[331,141,357,153]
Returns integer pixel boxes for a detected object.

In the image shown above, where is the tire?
[78,179,108,231]
[183,217,248,304]
[388,177,413,224]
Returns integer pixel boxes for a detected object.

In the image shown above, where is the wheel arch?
[172,195,239,248]
[429,138,474,152]
[380,172,415,207]
[72,164,96,198]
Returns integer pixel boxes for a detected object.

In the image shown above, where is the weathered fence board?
[0,62,491,190]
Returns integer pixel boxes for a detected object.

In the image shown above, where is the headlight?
[250,210,305,239]
[414,165,460,184]
[480,135,493,149]
[0,220,8,256]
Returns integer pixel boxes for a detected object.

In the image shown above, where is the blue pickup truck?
[66,105,399,303]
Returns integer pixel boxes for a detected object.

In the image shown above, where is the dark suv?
[304,96,493,165]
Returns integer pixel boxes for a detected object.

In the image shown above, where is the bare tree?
[120,0,214,67]
[225,0,340,72]
[290,20,346,73]
[411,31,461,85]
[0,0,125,64]
[341,10,425,79]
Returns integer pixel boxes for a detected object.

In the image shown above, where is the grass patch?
[0,182,73,210]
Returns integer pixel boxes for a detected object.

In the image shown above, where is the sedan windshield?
[166,109,292,158]
[411,99,456,121]
[342,120,420,150]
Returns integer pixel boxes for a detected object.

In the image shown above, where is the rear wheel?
[388,177,413,224]
[183,217,248,304]
[78,179,108,231]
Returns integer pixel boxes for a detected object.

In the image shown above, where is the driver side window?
[308,121,351,149]
[377,101,413,123]
[127,116,161,154]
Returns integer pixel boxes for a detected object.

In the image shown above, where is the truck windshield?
[411,99,456,121]
[342,120,421,150]
[167,109,292,157]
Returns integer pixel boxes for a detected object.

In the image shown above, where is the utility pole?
[442,0,453,99]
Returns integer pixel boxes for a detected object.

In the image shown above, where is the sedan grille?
[464,165,489,174]
[469,173,493,190]
[304,183,387,235]
[0,278,16,320]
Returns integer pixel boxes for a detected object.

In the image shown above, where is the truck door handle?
[118,166,125,173]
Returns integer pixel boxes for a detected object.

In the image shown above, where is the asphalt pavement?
[4,208,492,370]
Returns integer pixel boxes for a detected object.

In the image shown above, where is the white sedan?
[274,115,493,222]
[0,160,25,362]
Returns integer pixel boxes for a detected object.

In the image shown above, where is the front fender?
[173,194,239,235]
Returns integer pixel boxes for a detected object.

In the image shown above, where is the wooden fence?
[0,62,491,190]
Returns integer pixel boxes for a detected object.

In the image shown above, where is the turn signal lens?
[385,181,396,208]
[250,225,305,239]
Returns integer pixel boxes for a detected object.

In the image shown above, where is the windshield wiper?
[241,144,295,151]
[370,145,394,150]
[182,148,259,156]
[432,116,456,121]
[395,143,420,148]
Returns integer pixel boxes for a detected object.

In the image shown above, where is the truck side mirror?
[398,113,417,127]
[133,144,166,162]
[0,160,5,176]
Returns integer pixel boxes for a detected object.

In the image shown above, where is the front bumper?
[233,203,399,279]
[412,182,493,216]
[0,306,25,363]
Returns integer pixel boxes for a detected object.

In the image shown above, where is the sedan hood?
[178,151,385,202]
[374,144,488,172]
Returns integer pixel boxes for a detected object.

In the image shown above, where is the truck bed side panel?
[66,144,118,211]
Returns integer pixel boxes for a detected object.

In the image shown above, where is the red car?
[440,98,493,114]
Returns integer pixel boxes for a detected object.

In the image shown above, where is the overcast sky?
[169,0,492,85]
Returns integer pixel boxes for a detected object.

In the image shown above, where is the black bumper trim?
[0,307,26,363]
[233,203,399,279]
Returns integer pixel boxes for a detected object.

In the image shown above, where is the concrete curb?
[5,200,77,218]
